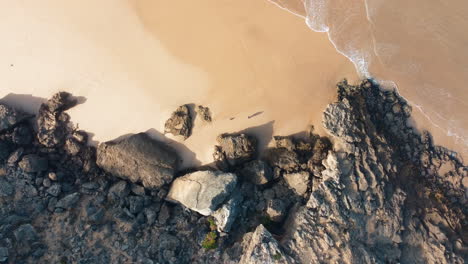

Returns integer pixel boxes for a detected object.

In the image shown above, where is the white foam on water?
[267,0,468,157]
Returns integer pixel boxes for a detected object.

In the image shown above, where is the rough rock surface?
[239,225,293,264]
[196,105,212,123]
[36,92,77,147]
[212,191,243,232]
[282,80,467,263]
[214,133,257,168]
[164,104,192,139]
[18,154,48,173]
[239,160,273,185]
[97,133,178,189]
[283,171,309,196]
[167,171,237,216]
[0,82,466,264]
[0,104,31,132]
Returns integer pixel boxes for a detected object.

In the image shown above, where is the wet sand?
[272,0,468,161]
[0,0,357,167]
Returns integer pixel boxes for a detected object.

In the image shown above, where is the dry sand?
[8,0,464,165]
[0,0,357,167]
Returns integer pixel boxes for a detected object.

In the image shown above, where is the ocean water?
[271,0,468,159]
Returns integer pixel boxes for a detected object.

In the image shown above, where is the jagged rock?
[36,92,77,147]
[164,104,192,139]
[240,160,273,185]
[64,138,82,155]
[167,171,237,216]
[0,179,14,197]
[273,136,295,151]
[18,154,48,173]
[0,104,31,132]
[308,137,332,165]
[55,192,80,209]
[212,191,243,232]
[214,133,257,168]
[12,125,33,145]
[264,148,299,172]
[266,199,287,222]
[323,98,362,143]
[128,196,144,214]
[283,171,309,196]
[46,184,61,197]
[239,225,293,264]
[14,224,37,242]
[107,181,130,203]
[97,133,178,189]
[196,105,212,122]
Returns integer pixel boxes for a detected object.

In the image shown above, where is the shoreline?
[0,79,465,263]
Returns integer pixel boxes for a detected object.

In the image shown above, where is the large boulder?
[97,133,179,189]
[164,105,192,139]
[0,104,31,132]
[239,225,293,264]
[167,171,237,215]
[214,133,257,168]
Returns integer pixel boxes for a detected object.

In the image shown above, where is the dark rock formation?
[164,104,192,139]
[18,154,48,173]
[282,80,467,263]
[196,105,212,123]
[36,92,77,148]
[0,82,466,264]
[239,160,273,185]
[97,133,179,189]
[214,133,257,169]
[0,104,31,132]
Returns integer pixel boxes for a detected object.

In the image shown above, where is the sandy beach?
[0,0,357,167]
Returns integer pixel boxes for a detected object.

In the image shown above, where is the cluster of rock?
[0,79,466,263]
[164,104,212,140]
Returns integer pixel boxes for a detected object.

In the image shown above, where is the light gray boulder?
[97,133,178,189]
[283,171,310,196]
[239,225,294,264]
[167,171,237,216]
[212,191,243,232]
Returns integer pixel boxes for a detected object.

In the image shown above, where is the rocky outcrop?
[36,92,77,148]
[0,81,466,263]
[214,133,257,169]
[96,133,179,189]
[282,80,467,263]
[0,104,31,132]
[166,170,237,215]
[239,225,293,264]
[164,104,192,139]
